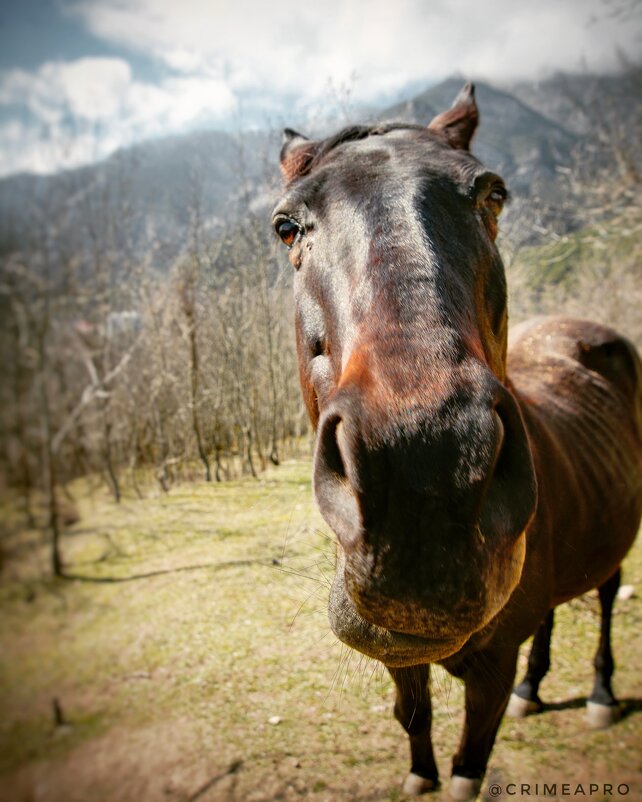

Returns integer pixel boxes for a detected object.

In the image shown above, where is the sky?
[0,0,640,178]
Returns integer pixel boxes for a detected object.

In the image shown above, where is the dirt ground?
[1,461,641,801]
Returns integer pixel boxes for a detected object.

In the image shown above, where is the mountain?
[0,127,276,259]
[510,68,642,134]
[380,77,576,198]
[1,69,638,264]
[509,68,642,183]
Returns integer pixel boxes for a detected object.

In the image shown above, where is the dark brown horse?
[272,84,642,800]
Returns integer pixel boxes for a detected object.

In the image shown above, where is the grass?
[0,459,641,802]
[504,209,642,351]
[507,206,642,292]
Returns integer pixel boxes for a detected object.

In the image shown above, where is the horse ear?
[428,82,479,151]
[280,128,317,183]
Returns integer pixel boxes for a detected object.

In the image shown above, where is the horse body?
[509,317,642,606]
[272,84,642,799]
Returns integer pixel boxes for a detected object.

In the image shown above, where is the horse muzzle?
[314,377,537,648]
[328,549,470,666]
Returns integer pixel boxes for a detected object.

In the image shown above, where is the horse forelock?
[283,123,455,185]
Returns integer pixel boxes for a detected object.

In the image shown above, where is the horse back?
[507,316,642,604]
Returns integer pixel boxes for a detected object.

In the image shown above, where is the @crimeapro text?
[487,782,631,797]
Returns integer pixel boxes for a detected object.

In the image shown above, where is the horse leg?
[506,608,554,717]
[389,664,439,795]
[448,645,519,801]
[586,567,621,728]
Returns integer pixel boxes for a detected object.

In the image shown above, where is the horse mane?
[309,122,425,171]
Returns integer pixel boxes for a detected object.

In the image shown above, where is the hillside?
[0,127,276,267]
[510,67,642,138]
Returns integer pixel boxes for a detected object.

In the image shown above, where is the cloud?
[0,58,132,125]
[0,56,237,175]
[1,0,639,175]
[0,117,108,175]
[69,0,641,94]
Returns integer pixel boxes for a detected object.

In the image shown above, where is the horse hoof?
[403,772,437,795]
[450,775,481,801]
[506,692,541,718]
[586,701,620,729]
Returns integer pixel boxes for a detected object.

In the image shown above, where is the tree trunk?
[214,440,223,482]
[152,402,170,493]
[187,308,211,482]
[39,363,63,576]
[251,387,267,472]
[245,425,258,479]
[102,411,121,502]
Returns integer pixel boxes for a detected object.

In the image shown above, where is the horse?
[271,83,642,800]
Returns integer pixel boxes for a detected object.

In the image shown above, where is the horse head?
[272,84,537,667]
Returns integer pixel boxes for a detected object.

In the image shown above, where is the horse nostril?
[314,413,362,549]
[322,416,348,480]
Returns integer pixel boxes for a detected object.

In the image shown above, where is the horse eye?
[275,218,302,249]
